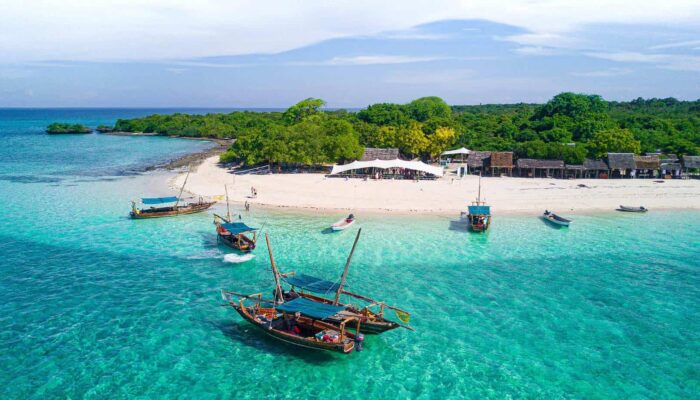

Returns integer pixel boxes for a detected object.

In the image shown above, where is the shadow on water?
[320,227,336,235]
[448,220,469,232]
[210,319,339,363]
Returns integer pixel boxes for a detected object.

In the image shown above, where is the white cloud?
[513,46,559,56]
[324,55,444,65]
[588,51,700,71]
[649,39,700,50]
[570,68,633,77]
[2,0,700,63]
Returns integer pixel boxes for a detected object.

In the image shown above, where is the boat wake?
[223,253,255,263]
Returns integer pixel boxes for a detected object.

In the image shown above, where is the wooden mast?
[265,234,284,304]
[334,228,362,305]
[174,169,190,211]
[224,184,231,221]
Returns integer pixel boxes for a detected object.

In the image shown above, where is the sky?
[1,0,699,107]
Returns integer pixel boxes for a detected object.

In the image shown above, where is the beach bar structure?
[488,152,514,176]
[682,155,700,177]
[633,155,660,178]
[606,153,636,178]
[516,159,565,178]
[583,159,609,179]
[466,151,491,175]
[330,159,443,179]
[440,147,471,163]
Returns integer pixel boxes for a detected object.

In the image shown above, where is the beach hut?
[516,159,565,178]
[682,155,700,178]
[606,153,636,178]
[583,159,609,179]
[564,164,585,179]
[361,147,401,161]
[466,151,491,175]
[633,155,660,178]
[488,152,513,177]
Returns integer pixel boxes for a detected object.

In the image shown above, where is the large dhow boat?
[130,170,214,219]
[221,234,364,354]
[461,174,491,232]
[213,185,258,252]
[277,229,412,335]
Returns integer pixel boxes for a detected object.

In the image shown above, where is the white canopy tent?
[441,147,471,156]
[330,159,443,177]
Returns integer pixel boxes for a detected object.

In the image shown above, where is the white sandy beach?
[172,156,700,215]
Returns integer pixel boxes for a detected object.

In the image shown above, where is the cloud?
[2,1,700,63]
[323,55,444,65]
[649,39,700,50]
[513,46,559,56]
[587,51,700,71]
[570,68,633,77]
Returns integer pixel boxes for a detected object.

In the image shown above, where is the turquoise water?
[1,110,699,399]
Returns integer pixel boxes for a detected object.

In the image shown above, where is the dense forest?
[112,93,700,166]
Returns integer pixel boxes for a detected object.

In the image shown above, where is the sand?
[171,156,700,215]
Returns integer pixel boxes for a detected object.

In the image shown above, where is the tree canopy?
[112,93,700,167]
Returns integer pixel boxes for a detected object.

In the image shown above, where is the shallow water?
[0,110,699,399]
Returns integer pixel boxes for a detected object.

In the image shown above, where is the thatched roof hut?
[583,159,608,170]
[516,159,565,169]
[607,153,635,170]
[634,155,660,170]
[466,151,491,167]
[682,155,700,169]
[361,147,400,161]
[489,152,513,168]
[660,162,682,171]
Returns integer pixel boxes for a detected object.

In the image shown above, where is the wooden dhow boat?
[617,205,648,213]
[542,210,572,227]
[130,170,214,219]
[274,230,412,334]
[461,174,491,232]
[213,185,258,252]
[221,291,362,354]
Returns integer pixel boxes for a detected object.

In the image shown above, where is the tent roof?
[276,297,345,320]
[141,196,179,204]
[220,222,257,234]
[282,273,340,294]
[330,159,443,177]
[441,147,471,156]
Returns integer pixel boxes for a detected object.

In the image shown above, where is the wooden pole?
[174,169,190,210]
[266,234,284,304]
[334,228,362,305]
[224,184,231,221]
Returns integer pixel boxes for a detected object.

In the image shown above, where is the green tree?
[588,128,641,158]
[283,98,326,123]
[407,97,451,122]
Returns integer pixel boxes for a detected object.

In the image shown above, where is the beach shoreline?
[169,155,700,216]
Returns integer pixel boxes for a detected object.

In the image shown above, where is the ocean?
[0,109,698,399]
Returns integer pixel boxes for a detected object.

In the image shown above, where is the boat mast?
[265,234,284,304]
[224,184,231,221]
[477,172,482,204]
[334,228,362,305]
[174,168,190,209]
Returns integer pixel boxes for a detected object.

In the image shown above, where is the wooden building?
[682,155,700,177]
[466,151,491,175]
[488,152,513,176]
[606,153,636,178]
[361,147,400,161]
[516,159,565,178]
[633,155,660,178]
[583,159,609,179]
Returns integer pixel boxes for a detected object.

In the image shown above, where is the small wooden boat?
[461,174,491,232]
[214,214,258,252]
[331,214,355,231]
[274,230,411,335]
[214,184,258,252]
[130,197,214,219]
[542,210,571,227]
[130,170,214,219]
[617,205,648,213]
[221,291,362,354]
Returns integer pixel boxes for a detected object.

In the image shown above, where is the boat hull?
[294,292,400,334]
[218,233,256,252]
[617,206,648,213]
[331,219,355,231]
[542,212,571,227]
[130,202,214,219]
[231,304,355,354]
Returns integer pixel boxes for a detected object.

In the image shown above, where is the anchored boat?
[214,184,258,252]
[331,214,356,231]
[130,170,214,219]
[542,210,572,227]
[461,174,491,232]
[617,205,648,213]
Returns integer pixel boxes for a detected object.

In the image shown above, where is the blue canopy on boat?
[282,273,340,293]
[468,205,491,215]
[220,222,257,235]
[276,297,345,320]
[142,196,179,205]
